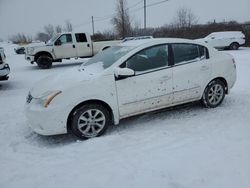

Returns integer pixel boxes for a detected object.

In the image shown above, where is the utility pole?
[144,0,146,30]
[91,16,95,35]
[122,1,125,38]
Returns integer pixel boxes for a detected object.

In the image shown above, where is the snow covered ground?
[0,42,250,188]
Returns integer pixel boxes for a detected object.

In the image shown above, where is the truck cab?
[25,32,120,69]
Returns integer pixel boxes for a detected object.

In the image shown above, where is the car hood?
[30,63,105,98]
[26,42,46,48]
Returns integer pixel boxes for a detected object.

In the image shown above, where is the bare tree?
[9,33,32,44]
[44,24,55,38]
[111,0,132,38]
[55,25,62,33]
[64,20,73,32]
[172,7,198,28]
[36,32,50,42]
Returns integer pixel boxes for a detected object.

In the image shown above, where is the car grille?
[26,93,33,104]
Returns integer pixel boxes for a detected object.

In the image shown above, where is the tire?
[36,55,52,69]
[229,42,239,50]
[16,48,25,54]
[201,80,226,108]
[71,104,111,139]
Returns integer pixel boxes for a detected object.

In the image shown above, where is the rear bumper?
[0,64,10,80]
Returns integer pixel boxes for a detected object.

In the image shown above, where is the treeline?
[92,21,250,46]
[9,20,73,44]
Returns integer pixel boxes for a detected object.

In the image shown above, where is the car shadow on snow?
[20,61,83,71]
[26,102,211,148]
[25,97,235,148]
[0,81,18,91]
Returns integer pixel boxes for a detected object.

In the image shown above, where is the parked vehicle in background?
[197,31,245,50]
[14,46,25,54]
[25,32,121,69]
[25,38,236,139]
[0,47,10,81]
[122,36,153,42]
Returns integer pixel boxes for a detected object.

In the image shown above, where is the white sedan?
[25,38,236,139]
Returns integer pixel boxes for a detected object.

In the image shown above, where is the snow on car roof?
[209,31,244,37]
[119,38,195,47]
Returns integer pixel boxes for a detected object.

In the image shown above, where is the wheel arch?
[66,99,114,133]
[102,46,110,51]
[205,77,228,94]
[229,42,240,50]
[34,51,53,62]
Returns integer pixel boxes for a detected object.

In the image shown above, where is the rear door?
[171,43,211,103]
[74,33,92,57]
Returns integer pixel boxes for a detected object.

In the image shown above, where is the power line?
[74,0,169,29]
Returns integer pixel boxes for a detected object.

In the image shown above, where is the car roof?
[119,38,201,47]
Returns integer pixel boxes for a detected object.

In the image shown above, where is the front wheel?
[201,80,226,108]
[36,55,52,69]
[71,104,111,139]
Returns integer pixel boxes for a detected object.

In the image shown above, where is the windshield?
[47,34,60,44]
[82,46,134,70]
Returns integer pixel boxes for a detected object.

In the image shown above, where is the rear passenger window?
[172,44,199,64]
[198,45,209,59]
[75,33,87,43]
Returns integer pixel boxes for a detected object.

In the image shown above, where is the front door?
[53,34,77,59]
[115,44,173,118]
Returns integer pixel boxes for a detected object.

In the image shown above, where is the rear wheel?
[71,104,111,139]
[36,55,52,69]
[229,42,239,50]
[201,80,226,108]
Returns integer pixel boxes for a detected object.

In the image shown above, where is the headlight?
[38,90,62,108]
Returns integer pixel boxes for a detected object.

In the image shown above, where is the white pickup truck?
[25,32,120,69]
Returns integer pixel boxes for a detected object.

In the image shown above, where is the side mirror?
[54,40,61,46]
[114,67,135,79]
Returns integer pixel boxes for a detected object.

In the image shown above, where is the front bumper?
[0,64,10,80]
[25,96,70,136]
[25,54,35,63]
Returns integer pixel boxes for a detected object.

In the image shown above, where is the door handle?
[87,44,90,47]
[201,65,209,71]
[72,45,75,48]
[160,75,171,81]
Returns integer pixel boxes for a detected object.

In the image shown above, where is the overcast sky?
[0,0,250,40]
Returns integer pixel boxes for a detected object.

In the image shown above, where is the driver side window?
[126,44,169,73]
[57,34,72,44]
